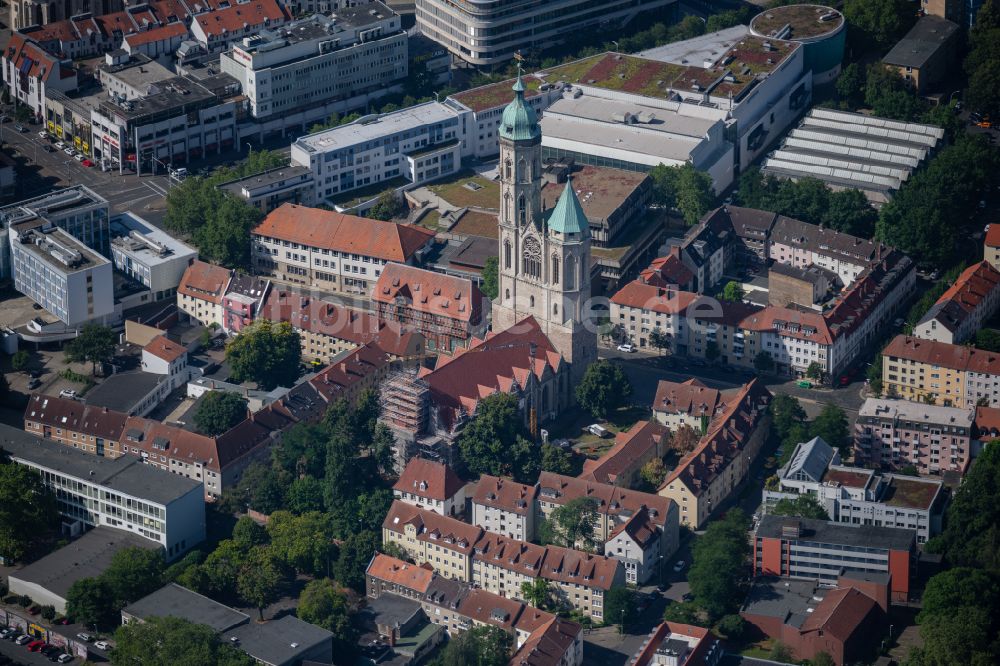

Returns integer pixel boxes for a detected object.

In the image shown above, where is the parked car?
[38,130,48,139]
[94,641,110,651]
[59,389,77,399]
[839,375,850,387]
[42,144,55,152]
[75,633,91,642]
[63,147,74,156]
[13,123,26,133]
[58,654,75,663]
[15,635,32,645]
[673,560,686,572]
[27,639,45,651]
[616,343,635,353]
[74,154,85,162]
[55,141,65,149]
[81,159,94,167]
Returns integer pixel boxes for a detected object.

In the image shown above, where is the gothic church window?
[522,236,541,279]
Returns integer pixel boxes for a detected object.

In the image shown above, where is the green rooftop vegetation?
[544,54,687,100]
[428,171,501,210]
[329,176,410,211]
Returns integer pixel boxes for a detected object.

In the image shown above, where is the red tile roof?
[193,0,287,37]
[393,457,465,502]
[306,341,393,403]
[144,335,187,363]
[740,305,833,345]
[917,260,1000,333]
[383,500,483,554]
[640,254,694,288]
[537,472,673,532]
[607,507,659,549]
[610,281,699,315]
[800,587,879,642]
[472,475,536,516]
[580,420,668,485]
[653,379,726,420]
[511,617,581,666]
[539,545,621,591]
[254,203,434,262]
[366,553,434,594]
[975,405,1000,438]
[986,224,1000,249]
[24,20,79,44]
[373,263,483,324]
[177,260,231,305]
[4,34,75,84]
[472,532,546,578]
[261,289,379,346]
[458,588,526,631]
[125,21,189,47]
[24,394,128,442]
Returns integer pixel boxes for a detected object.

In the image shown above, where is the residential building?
[471,475,536,541]
[471,532,546,602]
[304,337,415,406]
[382,499,482,582]
[0,423,205,560]
[251,203,435,296]
[141,335,192,391]
[392,457,466,517]
[23,393,128,458]
[220,6,406,121]
[766,211,883,285]
[8,527,159,613]
[95,52,173,101]
[1,34,78,121]
[753,516,916,602]
[218,166,315,213]
[913,261,1000,344]
[190,0,290,53]
[580,420,670,488]
[765,436,947,543]
[767,263,839,309]
[659,379,771,528]
[629,622,723,666]
[123,22,191,59]
[882,15,960,94]
[414,0,675,66]
[10,0,123,30]
[652,379,728,433]
[603,508,667,586]
[177,260,232,326]
[109,212,198,301]
[639,251,696,292]
[880,334,1000,408]
[8,221,115,327]
[762,108,944,204]
[923,0,965,23]
[221,273,271,334]
[854,398,973,475]
[985,224,1000,272]
[373,263,486,353]
[289,101,462,209]
[741,577,884,666]
[539,545,624,622]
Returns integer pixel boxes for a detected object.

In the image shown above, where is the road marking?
[144,180,168,197]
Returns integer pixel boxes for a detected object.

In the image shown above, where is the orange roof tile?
[24,394,128,442]
[580,420,668,485]
[800,587,879,641]
[144,335,187,363]
[511,617,581,666]
[987,224,1000,249]
[177,260,231,305]
[537,472,673,531]
[539,545,621,591]
[471,532,546,578]
[254,203,434,262]
[392,457,465,502]
[193,0,287,37]
[125,22,189,46]
[373,264,483,324]
[366,553,434,594]
[382,500,483,554]
[472,475,536,516]
[610,281,698,315]
[653,379,726,420]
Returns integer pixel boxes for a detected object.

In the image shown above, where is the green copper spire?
[548,175,589,235]
[499,62,541,142]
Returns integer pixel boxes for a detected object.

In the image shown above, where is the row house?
[365,554,584,665]
[392,457,467,517]
[767,214,884,286]
[854,398,973,475]
[177,260,232,327]
[881,334,1000,408]
[659,379,771,529]
[472,475,537,541]
[603,508,665,586]
[190,0,289,53]
[382,500,483,582]
[251,203,435,297]
[913,260,1000,344]
[638,249,695,292]
[652,378,729,433]
[373,263,486,354]
[2,33,78,121]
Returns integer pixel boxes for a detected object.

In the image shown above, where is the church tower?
[491,68,596,382]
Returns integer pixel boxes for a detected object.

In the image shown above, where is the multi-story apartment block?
[392,457,466,517]
[23,393,128,458]
[1,34,77,121]
[220,6,406,121]
[766,436,947,543]
[580,420,669,488]
[881,334,1000,409]
[471,532,545,602]
[190,0,290,53]
[652,379,728,433]
[985,224,1000,272]
[383,499,483,582]
[141,336,192,391]
[251,203,435,296]
[754,516,916,602]
[415,0,676,67]
[603,508,666,586]
[177,260,232,326]
[220,274,271,334]
[854,398,973,475]
[913,261,1000,344]
[290,102,462,208]
[539,545,624,622]
[659,379,771,528]
[471,475,537,542]
[767,214,885,286]
[109,212,198,302]
[0,423,205,560]
[8,221,115,327]
[373,263,486,353]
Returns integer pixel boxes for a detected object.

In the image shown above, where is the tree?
[575,360,633,419]
[334,530,381,593]
[0,462,57,561]
[540,498,599,551]
[232,516,270,550]
[297,579,357,656]
[103,546,166,608]
[64,324,116,375]
[640,458,668,488]
[843,0,914,51]
[670,424,701,453]
[226,320,302,390]
[267,511,337,577]
[812,652,835,666]
[604,586,637,631]
[434,625,512,666]
[520,579,551,610]
[540,443,575,476]
[976,329,1000,353]
[967,52,1000,121]
[772,495,829,520]
[769,641,793,663]
[835,62,866,109]
[648,328,671,355]
[687,510,750,622]
[272,422,328,478]
[718,614,745,639]
[368,190,404,221]
[287,476,326,514]
[662,601,701,625]
[11,350,30,372]
[200,539,249,597]
[163,550,203,583]
[753,351,774,375]
[719,281,744,303]
[481,256,499,300]
[224,462,288,515]
[370,423,397,479]
[237,547,283,621]
[111,616,255,666]
[457,393,540,483]
[192,197,261,270]
[194,391,248,436]
[899,464,919,477]
[66,578,116,630]
[811,405,850,455]
[649,163,715,224]
[40,605,55,621]
[806,361,824,381]
[770,395,806,436]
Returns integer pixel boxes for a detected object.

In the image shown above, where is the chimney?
[670,246,681,259]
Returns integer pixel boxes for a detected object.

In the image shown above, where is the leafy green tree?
[192,197,261,270]
[297,579,357,656]
[370,423,397,479]
[40,605,55,620]
[163,550,203,583]
[287,476,326,514]
[576,360,632,419]
[540,443,575,476]
[843,0,914,51]
[226,320,302,390]
[650,163,715,224]
[976,329,1000,353]
[457,392,540,483]
[863,65,925,121]
[967,48,1000,120]
[433,625,512,666]
[64,324,116,375]
[662,601,701,625]
[719,281,744,303]
[194,391,248,436]
[718,614,745,639]
[0,461,57,561]
[66,578,116,630]
[267,511,337,577]
[11,350,30,372]
[224,462,289,515]
[539,498,599,551]
[769,640,793,663]
[811,405,850,455]
[835,62,866,108]
[640,457,668,488]
[670,424,702,453]
[232,516,270,550]
[103,547,166,608]
[918,568,1000,623]
[648,328,671,355]
[368,190,404,221]
[705,7,752,32]
[806,361,824,381]
[687,510,750,622]
[520,579,551,610]
[770,395,806,437]
[201,539,248,596]
[899,464,919,476]
[481,256,499,300]
[237,546,283,621]
[753,351,774,375]
[771,495,829,520]
[825,188,878,237]
[111,616,255,666]
[273,422,329,478]
[335,530,381,594]
[812,652,835,666]
[604,586,637,631]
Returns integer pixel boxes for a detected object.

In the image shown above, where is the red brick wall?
[888,549,911,602]
[759,537,783,576]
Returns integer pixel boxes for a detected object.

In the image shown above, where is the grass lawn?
[417,209,441,229]
[428,170,500,210]
[544,404,650,460]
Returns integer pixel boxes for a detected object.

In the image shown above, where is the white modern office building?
[220,5,407,121]
[109,213,198,301]
[415,0,677,66]
[8,222,115,327]
[0,423,205,560]
[290,101,462,206]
